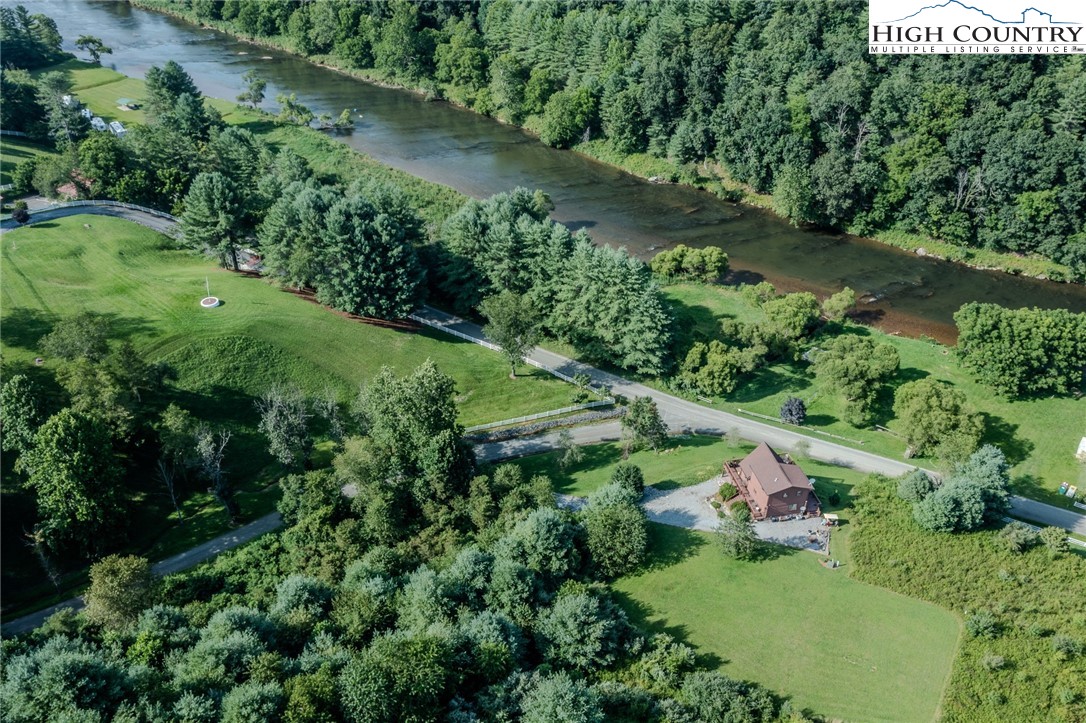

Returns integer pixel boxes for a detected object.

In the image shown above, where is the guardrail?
[409,312,610,398]
[1003,516,1086,549]
[0,130,30,137]
[465,399,615,433]
[53,199,180,221]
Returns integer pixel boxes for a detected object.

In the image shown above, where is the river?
[43,0,1086,342]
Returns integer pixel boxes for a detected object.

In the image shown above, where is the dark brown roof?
[738,442,812,496]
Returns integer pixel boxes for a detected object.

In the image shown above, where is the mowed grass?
[512,436,960,722]
[1,137,57,187]
[1,217,570,426]
[0,216,570,614]
[614,524,960,722]
[661,282,1086,509]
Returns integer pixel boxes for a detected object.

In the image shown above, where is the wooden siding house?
[724,442,820,520]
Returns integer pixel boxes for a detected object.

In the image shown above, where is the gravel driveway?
[641,477,723,531]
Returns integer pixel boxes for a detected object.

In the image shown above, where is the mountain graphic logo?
[886,1,1078,24]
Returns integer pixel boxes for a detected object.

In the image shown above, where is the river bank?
[130,0,1076,284]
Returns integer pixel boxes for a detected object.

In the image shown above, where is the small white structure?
[80,108,93,119]
[90,116,108,132]
[1077,436,1086,461]
[108,121,126,137]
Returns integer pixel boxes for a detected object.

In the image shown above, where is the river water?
[44,0,1086,342]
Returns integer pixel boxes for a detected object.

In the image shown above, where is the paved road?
[422,307,1086,535]
[1,513,282,637]
[1,202,179,235]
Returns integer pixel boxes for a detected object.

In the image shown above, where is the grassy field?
[0,216,571,614]
[615,524,959,722]
[850,476,1086,722]
[509,436,960,722]
[660,282,1086,510]
[0,137,56,187]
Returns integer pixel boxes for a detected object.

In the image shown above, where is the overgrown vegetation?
[851,474,1086,722]
[1,368,801,723]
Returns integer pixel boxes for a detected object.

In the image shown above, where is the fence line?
[1002,517,1086,549]
[465,399,614,433]
[735,408,866,446]
[408,312,609,397]
[0,130,29,137]
[53,199,180,221]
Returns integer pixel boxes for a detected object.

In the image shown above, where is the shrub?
[980,653,1005,671]
[730,503,752,523]
[779,397,806,425]
[719,483,738,500]
[1038,526,1069,555]
[965,610,999,639]
[998,522,1039,554]
[1052,634,1084,660]
[610,463,645,497]
[897,470,937,504]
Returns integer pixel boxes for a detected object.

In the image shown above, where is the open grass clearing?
[614,524,960,722]
[0,216,571,613]
[660,282,1086,510]
[0,137,57,187]
[513,435,959,722]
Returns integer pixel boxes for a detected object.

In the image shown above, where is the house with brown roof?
[724,442,820,520]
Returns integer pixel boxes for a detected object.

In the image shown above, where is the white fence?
[408,312,610,397]
[51,199,179,222]
[1004,517,1086,549]
[465,399,614,433]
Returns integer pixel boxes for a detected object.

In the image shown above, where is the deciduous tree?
[85,555,154,631]
[479,291,540,378]
[18,409,124,556]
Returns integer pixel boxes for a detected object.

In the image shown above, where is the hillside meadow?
[0,216,570,615]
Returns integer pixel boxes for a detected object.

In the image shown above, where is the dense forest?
[135,0,1086,278]
[1,362,798,723]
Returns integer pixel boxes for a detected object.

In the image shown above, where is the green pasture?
[0,137,56,187]
[0,216,570,614]
[615,524,960,722]
[660,282,1086,509]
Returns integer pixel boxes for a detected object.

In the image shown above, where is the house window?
[789,504,797,511]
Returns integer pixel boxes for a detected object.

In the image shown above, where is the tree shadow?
[727,364,811,404]
[640,524,709,571]
[610,589,726,669]
[721,269,766,288]
[0,307,55,351]
[980,413,1035,466]
[802,413,837,427]
[749,541,798,562]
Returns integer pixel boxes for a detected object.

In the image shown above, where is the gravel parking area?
[641,477,723,531]
[753,516,829,553]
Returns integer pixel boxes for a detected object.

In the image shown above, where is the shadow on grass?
[981,413,1035,466]
[0,307,55,350]
[727,364,812,404]
[611,589,726,669]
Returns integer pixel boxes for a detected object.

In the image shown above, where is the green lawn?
[512,436,960,721]
[0,137,56,187]
[615,524,960,722]
[660,282,1086,510]
[0,216,571,615]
